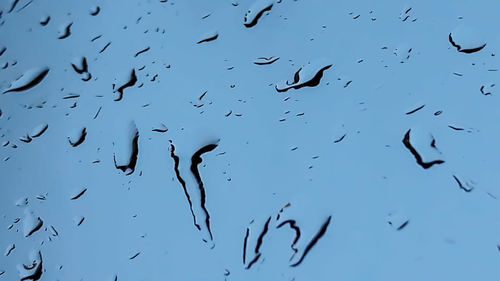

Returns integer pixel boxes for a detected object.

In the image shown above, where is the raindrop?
[3,67,50,94]
[29,124,48,138]
[113,69,137,101]
[68,127,87,147]
[58,22,73,39]
[449,25,486,54]
[15,197,28,207]
[7,0,19,13]
[70,188,87,200]
[23,209,43,237]
[40,15,50,26]
[197,31,219,44]
[19,134,32,143]
[75,216,85,226]
[4,243,15,256]
[275,61,332,92]
[113,122,139,175]
[152,123,168,133]
[253,56,280,65]
[90,6,100,16]
[243,0,273,28]
[387,212,410,231]
[19,251,43,281]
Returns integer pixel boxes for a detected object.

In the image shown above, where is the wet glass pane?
[1,0,500,280]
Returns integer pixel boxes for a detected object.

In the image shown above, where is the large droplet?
[449,25,486,54]
[3,67,50,94]
[113,121,139,175]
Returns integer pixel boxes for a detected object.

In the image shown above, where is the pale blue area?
[0,0,499,280]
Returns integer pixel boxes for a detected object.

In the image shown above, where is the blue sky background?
[1,0,500,280]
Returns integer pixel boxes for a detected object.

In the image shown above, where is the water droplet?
[243,0,273,28]
[276,60,332,92]
[90,6,100,16]
[29,123,48,138]
[68,127,87,147]
[3,67,49,94]
[197,31,219,44]
[22,209,43,237]
[40,15,50,26]
[58,22,72,39]
[113,122,139,175]
[449,25,486,54]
